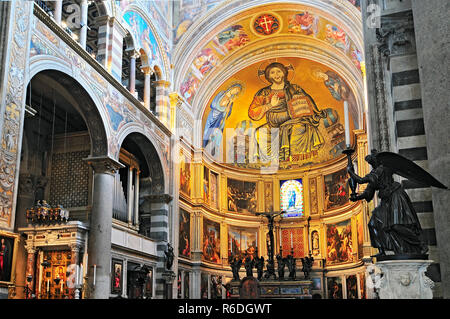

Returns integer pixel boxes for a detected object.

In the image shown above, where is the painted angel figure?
[347,149,447,258]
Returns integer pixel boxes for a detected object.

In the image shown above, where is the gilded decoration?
[201,57,357,170]
[179,8,363,104]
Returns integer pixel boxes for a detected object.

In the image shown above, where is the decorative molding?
[83,156,124,175]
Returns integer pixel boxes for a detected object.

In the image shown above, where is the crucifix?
[254,211,285,279]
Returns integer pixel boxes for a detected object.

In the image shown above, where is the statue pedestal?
[368,259,434,299]
[162,271,176,299]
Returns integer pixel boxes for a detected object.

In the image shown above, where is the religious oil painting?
[203,166,210,203]
[202,219,221,264]
[179,149,191,197]
[177,271,182,298]
[201,57,357,171]
[184,272,190,299]
[359,272,366,299]
[280,179,304,217]
[356,212,364,259]
[324,168,350,210]
[111,259,123,295]
[210,275,223,299]
[327,276,343,299]
[312,277,322,290]
[346,274,358,299]
[326,220,353,265]
[0,234,16,283]
[179,209,191,258]
[210,172,219,209]
[228,226,258,261]
[144,267,153,298]
[264,182,273,212]
[201,273,209,299]
[227,178,257,214]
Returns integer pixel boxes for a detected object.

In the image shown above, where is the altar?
[229,277,313,299]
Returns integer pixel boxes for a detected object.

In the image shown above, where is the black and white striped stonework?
[391,54,441,297]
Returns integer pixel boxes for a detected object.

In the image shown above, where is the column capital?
[83,156,124,175]
[169,92,183,108]
[69,243,83,253]
[94,15,111,27]
[25,246,36,255]
[108,17,128,38]
[153,80,171,88]
[142,194,173,204]
[141,66,153,75]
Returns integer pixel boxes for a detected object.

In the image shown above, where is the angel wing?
[376,152,447,189]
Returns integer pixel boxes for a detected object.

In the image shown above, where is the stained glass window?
[280,179,303,217]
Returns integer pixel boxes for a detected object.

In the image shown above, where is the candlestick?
[75,265,79,286]
[344,101,350,147]
[290,232,293,249]
[47,279,49,292]
[279,228,282,246]
[93,264,96,286]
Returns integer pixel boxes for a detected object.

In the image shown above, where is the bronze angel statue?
[347,149,447,258]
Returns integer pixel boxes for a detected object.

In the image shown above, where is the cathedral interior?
[0,0,448,300]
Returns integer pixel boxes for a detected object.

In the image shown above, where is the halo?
[257,59,295,84]
[310,67,328,82]
[225,80,246,97]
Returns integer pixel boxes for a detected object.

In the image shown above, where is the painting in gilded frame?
[210,171,219,209]
[227,178,257,214]
[0,233,17,284]
[327,276,343,299]
[326,219,353,265]
[324,168,349,210]
[346,274,358,299]
[202,219,221,263]
[179,149,191,197]
[179,208,191,258]
[111,259,123,295]
[228,226,257,261]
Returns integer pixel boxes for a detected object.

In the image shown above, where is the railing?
[35,0,53,16]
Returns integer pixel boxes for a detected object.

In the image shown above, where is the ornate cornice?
[83,156,124,175]
[142,194,173,204]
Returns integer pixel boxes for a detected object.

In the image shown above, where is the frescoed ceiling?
[171,1,365,173]
[173,2,364,114]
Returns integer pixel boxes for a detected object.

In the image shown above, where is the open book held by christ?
[287,95,314,118]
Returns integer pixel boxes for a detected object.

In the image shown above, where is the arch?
[116,125,168,194]
[28,55,110,157]
[119,5,170,81]
[191,40,365,149]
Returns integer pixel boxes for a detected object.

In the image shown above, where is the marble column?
[129,53,137,94]
[411,0,450,298]
[143,67,152,110]
[134,169,140,226]
[154,80,171,128]
[25,247,36,299]
[84,156,124,299]
[127,166,134,226]
[54,0,62,25]
[95,16,127,81]
[79,0,88,49]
